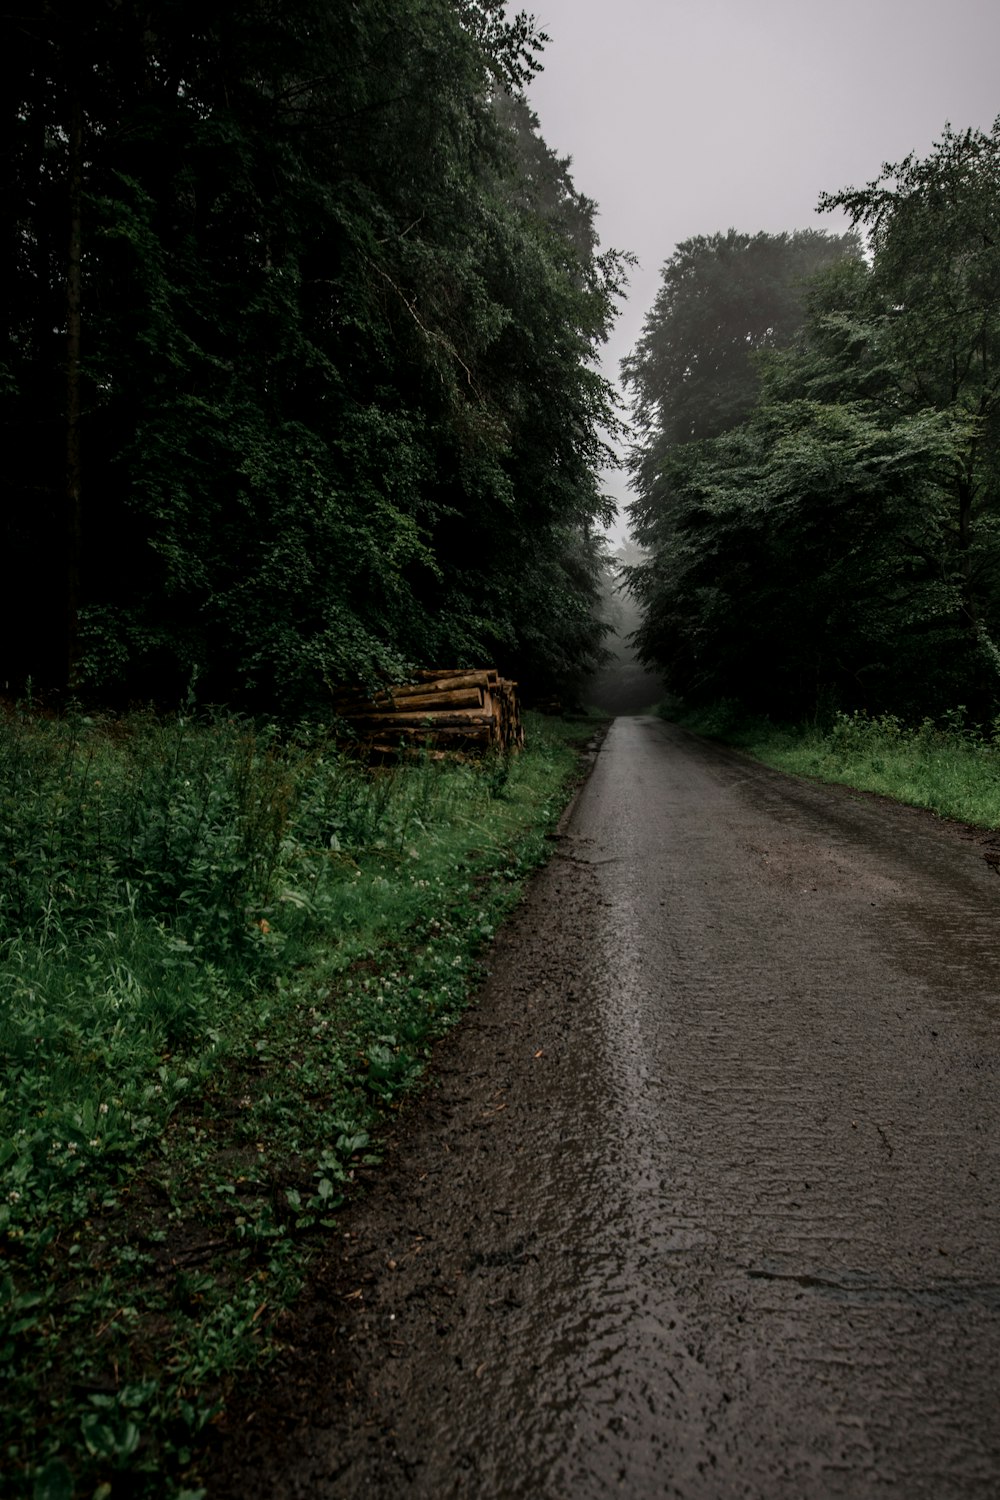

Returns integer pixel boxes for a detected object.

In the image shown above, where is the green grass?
[671,701,1000,828]
[0,706,601,1499]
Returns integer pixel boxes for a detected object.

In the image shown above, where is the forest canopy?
[624,121,1000,724]
[2,0,630,710]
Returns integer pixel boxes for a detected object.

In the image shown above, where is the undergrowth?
[671,701,1000,827]
[0,706,599,1499]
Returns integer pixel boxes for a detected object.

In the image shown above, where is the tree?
[1,0,626,709]
[621,230,861,662]
[819,120,1000,701]
[627,395,966,716]
[622,228,862,450]
[1,0,103,689]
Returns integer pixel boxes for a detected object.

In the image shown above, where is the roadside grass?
[669,701,1000,828]
[0,706,602,1500]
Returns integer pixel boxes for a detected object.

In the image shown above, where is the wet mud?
[206,717,1000,1498]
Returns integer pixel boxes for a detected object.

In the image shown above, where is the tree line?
[625,122,1000,725]
[3,0,629,711]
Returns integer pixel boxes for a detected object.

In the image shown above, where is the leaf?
[32,1459,74,1500]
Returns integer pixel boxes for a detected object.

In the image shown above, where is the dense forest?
[625,122,1000,725]
[3,0,629,711]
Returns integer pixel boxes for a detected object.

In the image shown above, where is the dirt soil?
[203,718,1000,1499]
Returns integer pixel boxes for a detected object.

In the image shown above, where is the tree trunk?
[65,84,84,691]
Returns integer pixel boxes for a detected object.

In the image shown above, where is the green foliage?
[1,0,625,709]
[626,122,1000,723]
[622,228,861,448]
[0,705,594,1497]
[819,120,1000,703]
[628,396,969,714]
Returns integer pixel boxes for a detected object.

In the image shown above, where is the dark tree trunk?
[65,83,83,691]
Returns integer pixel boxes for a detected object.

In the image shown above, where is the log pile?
[331,669,524,756]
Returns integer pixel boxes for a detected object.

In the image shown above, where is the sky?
[522,0,1000,542]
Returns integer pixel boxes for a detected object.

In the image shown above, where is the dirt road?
[207,717,1000,1498]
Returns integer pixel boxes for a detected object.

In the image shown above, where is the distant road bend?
[210,715,1000,1499]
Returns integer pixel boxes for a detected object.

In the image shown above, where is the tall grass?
[0,709,573,1155]
[0,704,590,1498]
[674,703,1000,828]
[1,712,287,1152]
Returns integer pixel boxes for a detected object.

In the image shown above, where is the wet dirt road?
[209,717,1000,1498]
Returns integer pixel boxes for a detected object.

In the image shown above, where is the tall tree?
[622,229,861,639]
[622,228,862,450]
[819,120,1000,691]
[2,0,625,708]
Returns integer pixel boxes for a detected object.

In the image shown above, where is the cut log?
[340,710,494,730]
[329,667,523,758]
[370,725,493,743]
[336,686,485,713]
[409,670,493,692]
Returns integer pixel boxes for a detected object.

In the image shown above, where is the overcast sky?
[522,0,1000,540]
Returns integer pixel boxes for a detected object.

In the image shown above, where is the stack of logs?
[332,669,524,757]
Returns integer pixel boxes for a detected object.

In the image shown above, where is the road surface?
[208,717,1000,1498]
